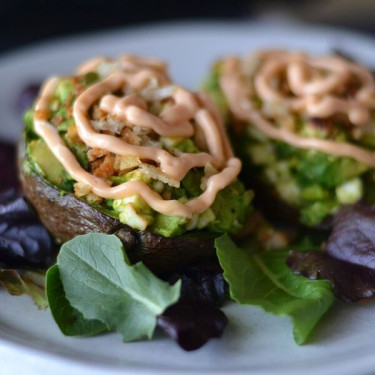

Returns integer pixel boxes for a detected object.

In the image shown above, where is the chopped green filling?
[201,67,228,117]
[150,215,188,237]
[242,127,373,226]
[111,170,252,237]
[67,141,89,170]
[24,109,38,140]
[207,181,253,234]
[113,195,154,231]
[202,65,375,227]
[24,72,252,237]
[55,79,74,104]
[83,72,99,87]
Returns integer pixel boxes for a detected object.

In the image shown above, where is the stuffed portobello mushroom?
[204,50,375,227]
[19,55,252,272]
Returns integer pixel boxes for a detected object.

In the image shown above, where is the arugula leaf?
[56,233,181,342]
[215,235,334,344]
[46,265,107,336]
[0,268,47,309]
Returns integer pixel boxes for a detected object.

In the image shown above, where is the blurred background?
[1,0,374,53]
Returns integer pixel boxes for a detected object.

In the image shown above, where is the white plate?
[1,20,375,375]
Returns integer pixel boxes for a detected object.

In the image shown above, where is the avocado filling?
[203,56,375,227]
[24,64,251,237]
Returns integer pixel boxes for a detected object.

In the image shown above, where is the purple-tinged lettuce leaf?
[287,203,375,302]
[0,189,54,269]
[0,268,47,309]
[157,298,227,351]
[170,259,227,306]
[157,260,227,351]
[287,251,375,302]
[325,203,375,268]
[0,142,19,193]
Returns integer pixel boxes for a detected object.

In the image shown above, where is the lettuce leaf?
[287,250,375,302]
[215,235,334,344]
[158,260,227,351]
[287,203,375,302]
[46,265,107,336]
[0,142,20,193]
[0,189,54,269]
[47,235,227,350]
[0,268,47,309]
[325,203,375,268]
[50,233,180,342]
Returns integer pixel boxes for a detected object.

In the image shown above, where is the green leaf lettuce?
[215,235,334,344]
[46,265,107,336]
[0,269,48,309]
[49,233,181,341]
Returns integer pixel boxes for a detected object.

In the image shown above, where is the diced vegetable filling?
[203,66,375,227]
[25,68,251,237]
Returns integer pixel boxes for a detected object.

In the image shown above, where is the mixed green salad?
[2,190,375,349]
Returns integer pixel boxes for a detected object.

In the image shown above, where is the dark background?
[1,0,251,52]
[1,0,375,54]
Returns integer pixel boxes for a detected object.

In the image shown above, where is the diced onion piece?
[336,178,363,204]
[140,85,176,102]
[91,118,126,135]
